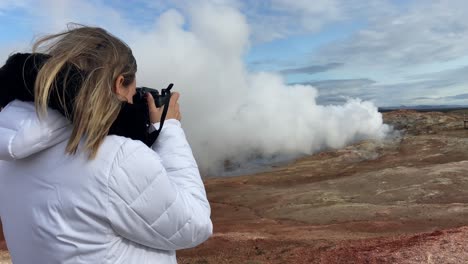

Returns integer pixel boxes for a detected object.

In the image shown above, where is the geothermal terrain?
[177,109,468,264]
[2,109,468,263]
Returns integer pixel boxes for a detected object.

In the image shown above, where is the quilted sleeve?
[151,120,210,212]
[107,124,212,250]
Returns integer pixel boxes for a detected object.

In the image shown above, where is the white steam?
[130,4,390,176]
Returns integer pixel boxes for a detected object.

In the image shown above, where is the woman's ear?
[114,75,127,101]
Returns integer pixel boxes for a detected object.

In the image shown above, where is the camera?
[109,83,174,147]
[134,83,173,107]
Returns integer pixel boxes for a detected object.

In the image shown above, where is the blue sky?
[1,0,468,107]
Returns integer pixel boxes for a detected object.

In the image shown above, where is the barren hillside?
[177,110,468,263]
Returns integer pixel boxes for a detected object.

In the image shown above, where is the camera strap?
[146,94,172,146]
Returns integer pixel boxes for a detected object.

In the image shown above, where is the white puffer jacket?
[0,100,212,264]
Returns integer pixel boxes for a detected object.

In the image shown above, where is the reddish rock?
[0,223,5,251]
[177,110,468,263]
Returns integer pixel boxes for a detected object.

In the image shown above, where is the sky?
[1,0,468,107]
[0,0,463,175]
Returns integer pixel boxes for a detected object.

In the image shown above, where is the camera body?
[135,83,173,108]
[109,83,174,147]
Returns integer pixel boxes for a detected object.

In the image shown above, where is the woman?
[0,25,212,264]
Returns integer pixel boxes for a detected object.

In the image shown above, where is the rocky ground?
[177,109,468,263]
[1,110,468,263]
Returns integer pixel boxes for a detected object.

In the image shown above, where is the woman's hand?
[146,92,181,123]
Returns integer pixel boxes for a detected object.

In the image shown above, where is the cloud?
[290,78,376,105]
[248,58,279,66]
[296,78,376,89]
[400,64,468,105]
[237,0,344,42]
[407,65,468,83]
[271,0,341,32]
[445,93,468,100]
[0,1,28,13]
[412,93,468,103]
[0,0,391,176]
[291,76,466,107]
[369,79,460,106]
[234,0,402,43]
[315,0,468,67]
[280,63,343,75]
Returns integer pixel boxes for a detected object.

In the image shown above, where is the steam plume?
[130,4,390,176]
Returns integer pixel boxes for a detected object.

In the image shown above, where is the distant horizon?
[378,104,468,109]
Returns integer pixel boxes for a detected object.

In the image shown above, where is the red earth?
[177,110,468,263]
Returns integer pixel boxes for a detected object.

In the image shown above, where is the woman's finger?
[170,92,180,107]
[146,93,158,112]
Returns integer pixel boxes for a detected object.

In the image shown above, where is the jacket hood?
[0,100,71,161]
[0,52,155,147]
[0,52,81,117]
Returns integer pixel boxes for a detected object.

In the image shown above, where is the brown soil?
[0,223,5,252]
[2,110,468,263]
[177,110,468,263]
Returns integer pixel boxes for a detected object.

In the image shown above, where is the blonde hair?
[33,24,137,159]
